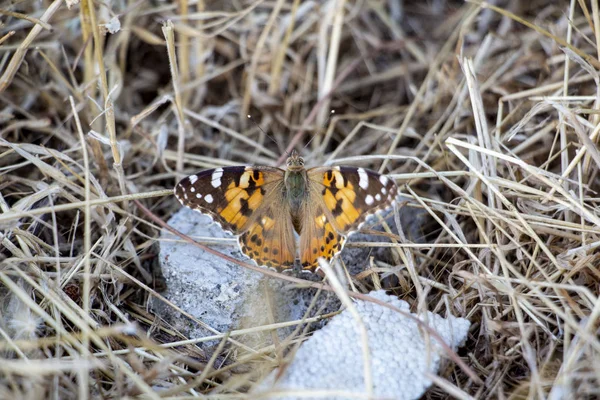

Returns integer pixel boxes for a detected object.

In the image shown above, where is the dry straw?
[1,0,599,399]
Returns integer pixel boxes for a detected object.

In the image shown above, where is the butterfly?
[174,150,399,272]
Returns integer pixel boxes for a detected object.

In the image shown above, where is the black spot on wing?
[219,166,244,187]
[239,197,250,216]
[332,198,343,215]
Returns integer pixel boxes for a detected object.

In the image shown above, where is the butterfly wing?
[238,198,296,271]
[309,166,399,233]
[174,166,284,234]
[299,166,398,271]
[174,166,296,270]
[298,201,347,270]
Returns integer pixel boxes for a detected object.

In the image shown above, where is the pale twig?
[0,0,62,92]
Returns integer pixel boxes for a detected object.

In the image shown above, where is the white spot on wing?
[196,193,202,198]
[358,168,369,190]
[375,194,381,201]
[365,194,374,205]
[190,187,195,192]
[382,187,387,194]
[379,175,389,186]
[205,194,214,203]
[240,172,250,187]
[211,168,223,188]
[189,175,198,185]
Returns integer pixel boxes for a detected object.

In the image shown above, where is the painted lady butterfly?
[174,150,399,272]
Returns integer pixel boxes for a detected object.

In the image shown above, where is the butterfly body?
[284,155,309,228]
[174,150,398,272]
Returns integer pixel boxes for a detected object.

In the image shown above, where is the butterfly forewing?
[307,166,399,234]
[174,166,284,234]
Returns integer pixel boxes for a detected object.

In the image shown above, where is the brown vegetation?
[0,0,599,398]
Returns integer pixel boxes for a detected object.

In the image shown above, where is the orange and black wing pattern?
[174,166,283,234]
[298,166,398,271]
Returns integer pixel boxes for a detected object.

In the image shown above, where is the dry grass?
[1,0,599,398]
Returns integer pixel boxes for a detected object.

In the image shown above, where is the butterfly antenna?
[247,115,283,152]
[303,110,335,150]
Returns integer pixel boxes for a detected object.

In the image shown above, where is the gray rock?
[155,207,339,351]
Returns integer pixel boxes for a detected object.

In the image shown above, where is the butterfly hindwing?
[239,199,296,270]
[174,166,284,234]
[298,203,346,271]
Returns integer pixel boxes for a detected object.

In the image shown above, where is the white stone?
[257,290,471,400]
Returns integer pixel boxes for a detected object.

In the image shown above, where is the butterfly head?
[286,149,305,171]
